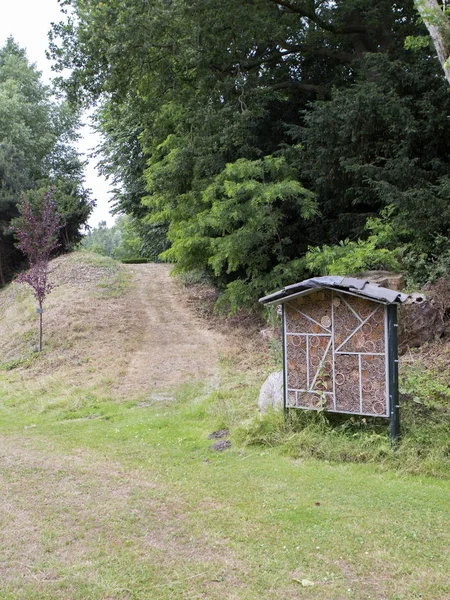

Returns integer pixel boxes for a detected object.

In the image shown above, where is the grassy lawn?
[1,254,449,599]
[1,371,449,600]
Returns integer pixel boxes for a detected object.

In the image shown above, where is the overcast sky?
[0,0,116,228]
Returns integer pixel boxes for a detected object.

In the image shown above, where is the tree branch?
[212,44,353,76]
[282,43,354,63]
[265,80,320,93]
[267,0,368,35]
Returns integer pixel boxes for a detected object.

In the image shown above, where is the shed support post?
[281,304,288,418]
[387,304,400,446]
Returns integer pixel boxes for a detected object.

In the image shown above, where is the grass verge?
[1,253,449,599]
[0,361,449,599]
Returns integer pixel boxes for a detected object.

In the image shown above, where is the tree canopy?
[0,38,93,283]
[49,0,450,309]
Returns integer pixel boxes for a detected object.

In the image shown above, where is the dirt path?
[116,263,225,396]
[0,255,228,395]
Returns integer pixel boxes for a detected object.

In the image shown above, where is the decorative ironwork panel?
[284,290,388,417]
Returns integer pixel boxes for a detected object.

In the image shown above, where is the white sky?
[0,0,116,228]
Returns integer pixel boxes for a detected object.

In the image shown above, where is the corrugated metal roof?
[259,276,409,305]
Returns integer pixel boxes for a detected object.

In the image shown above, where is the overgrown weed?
[400,362,450,408]
[228,363,450,478]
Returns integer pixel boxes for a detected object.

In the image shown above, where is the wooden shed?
[260,277,409,439]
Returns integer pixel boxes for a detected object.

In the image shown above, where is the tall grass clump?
[229,358,450,478]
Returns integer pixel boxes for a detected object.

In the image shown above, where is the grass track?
[1,380,449,600]
[1,254,449,599]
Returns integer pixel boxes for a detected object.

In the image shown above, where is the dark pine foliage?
[49,0,450,308]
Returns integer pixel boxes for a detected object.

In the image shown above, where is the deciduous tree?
[0,37,93,283]
[12,190,63,351]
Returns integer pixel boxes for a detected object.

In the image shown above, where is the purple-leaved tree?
[12,190,64,352]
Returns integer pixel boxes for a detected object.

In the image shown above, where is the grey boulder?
[258,370,284,412]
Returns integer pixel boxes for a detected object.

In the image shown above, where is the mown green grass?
[1,363,449,600]
[2,252,449,598]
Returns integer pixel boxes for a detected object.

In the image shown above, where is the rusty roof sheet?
[259,276,409,305]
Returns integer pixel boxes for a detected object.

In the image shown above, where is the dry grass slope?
[0,252,262,403]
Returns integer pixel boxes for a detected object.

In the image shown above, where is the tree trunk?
[38,302,43,352]
[415,0,450,85]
